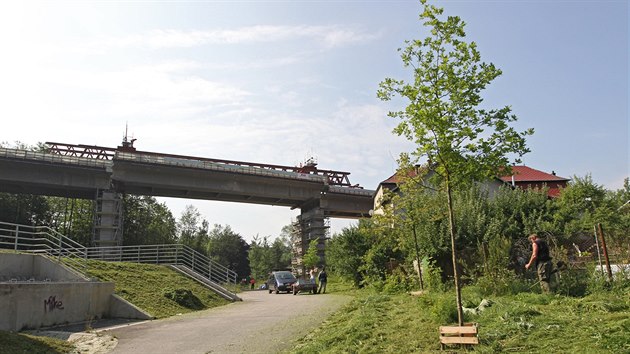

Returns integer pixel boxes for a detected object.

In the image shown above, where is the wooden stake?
[596,223,613,282]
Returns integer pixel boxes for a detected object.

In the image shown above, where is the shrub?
[382,267,414,294]
[421,257,445,292]
[555,268,589,297]
[163,288,204,310]
[474,271,530,296]
[430,293,459,323]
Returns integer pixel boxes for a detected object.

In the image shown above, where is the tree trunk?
[412,224,424,290]
[446,180,464,326]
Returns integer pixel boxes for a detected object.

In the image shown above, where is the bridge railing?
[85,244,238,288]
[0,147,110,169]
[114,151,326,184]
[0,221,89,276]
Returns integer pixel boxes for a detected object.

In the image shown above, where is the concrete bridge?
[0,143,374,265]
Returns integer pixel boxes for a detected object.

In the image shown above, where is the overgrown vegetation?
[321,172,629,352]
[84,259,230,318]
[291,278,629,353]
[328,180,630,296]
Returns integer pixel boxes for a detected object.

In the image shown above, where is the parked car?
[292,278,317,295]
[267,271,297,294]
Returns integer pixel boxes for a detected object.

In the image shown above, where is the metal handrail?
[0,221,88,276]
[0,221,238,292]
[85,244,238,286]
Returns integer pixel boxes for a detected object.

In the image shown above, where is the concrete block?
[108,294,153,320]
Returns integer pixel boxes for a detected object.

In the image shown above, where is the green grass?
[0,331,74,354]
[84,259,230,318]
[291,279,630,353]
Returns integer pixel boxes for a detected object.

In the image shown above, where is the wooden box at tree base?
[439,323,478,350]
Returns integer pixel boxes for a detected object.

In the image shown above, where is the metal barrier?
[86,244,238,286]
[0,221,238,293]
[0,221,88,276]
[0,147,111,169]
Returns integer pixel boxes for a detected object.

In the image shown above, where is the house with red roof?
[373,165,569,213]
[499,166,570,198]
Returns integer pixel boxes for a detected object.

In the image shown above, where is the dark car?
[267,271,297,294]
[292,278,317,295]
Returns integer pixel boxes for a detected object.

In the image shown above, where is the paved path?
[104,290,351,354]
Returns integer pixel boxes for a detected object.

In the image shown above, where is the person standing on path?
[250,277,256,290]
[525,234,553,293]
[317,267,327,294]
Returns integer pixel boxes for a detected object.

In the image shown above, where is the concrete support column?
[291,204,329,276]
[93,189,123,247]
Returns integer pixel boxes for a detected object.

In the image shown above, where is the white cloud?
[97,25,380,50]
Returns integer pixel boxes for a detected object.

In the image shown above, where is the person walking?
[525,234,553,293]
[317,267,328,294]
[250,277,256,290]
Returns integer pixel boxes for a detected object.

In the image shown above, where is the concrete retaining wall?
[0,254,153,331]
[0,253,86,281]
[0,281,114,331]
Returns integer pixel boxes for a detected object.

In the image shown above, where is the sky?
[0,0,627,243]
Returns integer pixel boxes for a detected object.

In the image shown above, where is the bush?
[382,268,414,294]
[555,268,589,297]
[421,257,445,292]
[430,293,459,323]
[163,288,204,309]
[474,271,530,296]
[586,264,630,294]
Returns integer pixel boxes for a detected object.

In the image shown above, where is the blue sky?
[0,1,627,241]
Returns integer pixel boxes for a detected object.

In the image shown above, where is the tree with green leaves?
[302,239,320,271]
[378,0,533,325]
[207,224,250,279]
[327,222,372,287]
[123,195,177,246]
[177,204,207,253]
[248,236,275,281]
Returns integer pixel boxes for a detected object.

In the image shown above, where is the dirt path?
[103,290,351,354]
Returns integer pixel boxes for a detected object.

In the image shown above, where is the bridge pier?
[92,189,123,247]
[291,205,329,276]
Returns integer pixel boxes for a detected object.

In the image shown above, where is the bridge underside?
[111,160,323,209]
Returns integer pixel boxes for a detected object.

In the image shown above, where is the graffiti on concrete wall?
[44,296,64,312]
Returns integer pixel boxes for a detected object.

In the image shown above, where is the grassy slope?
[84,259,231,318]
[292,281,630,353]
[0,331,74,354]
